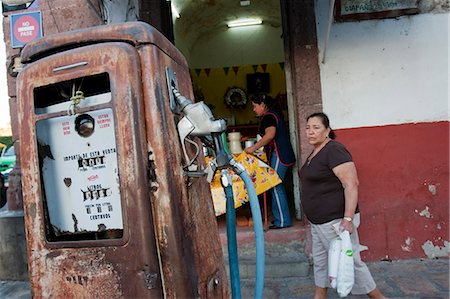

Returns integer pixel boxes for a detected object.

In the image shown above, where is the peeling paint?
[418,0,450,13]
[421,240,450,258]
[359,244,368,252]
[401,237,415,252]
[419,206,432,218]
[427,184,437,195]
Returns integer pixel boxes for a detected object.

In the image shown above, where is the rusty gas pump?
[17,22,229,298]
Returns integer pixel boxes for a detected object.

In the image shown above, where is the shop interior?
[170,0,298,227]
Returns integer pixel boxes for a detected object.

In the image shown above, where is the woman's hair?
[250,93,273,106]
[306,112,336,139]
[250,93,281,113]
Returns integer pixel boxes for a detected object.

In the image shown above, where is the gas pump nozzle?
[172,87,227,173]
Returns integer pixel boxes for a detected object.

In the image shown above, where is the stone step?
[219,221,312,279]
[223,255,311,279]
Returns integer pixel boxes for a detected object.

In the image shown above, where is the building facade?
[1,0,448,267]
[286,0,449,260]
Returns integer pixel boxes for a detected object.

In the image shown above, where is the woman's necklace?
[307,139,330,165]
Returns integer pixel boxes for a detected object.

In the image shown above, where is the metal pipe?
[321,0,336,64]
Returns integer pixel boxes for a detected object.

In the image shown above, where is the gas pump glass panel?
[34,73,111,115]
[36,108,123,242]
[34,73,124,242]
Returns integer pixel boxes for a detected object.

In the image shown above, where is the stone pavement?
[240,258,449,299]
[221,221,449,298]
[1,258,447,298]
[1,217,448,298]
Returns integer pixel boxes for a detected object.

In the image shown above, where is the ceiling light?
[227,18,263,28]
[171,3,180,19]
[240,0,251,6]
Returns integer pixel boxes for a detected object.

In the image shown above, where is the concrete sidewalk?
[1,258,448,298]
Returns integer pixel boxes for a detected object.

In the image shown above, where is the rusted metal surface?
[18,41,161,298]
[18,22,228,298]
[1,0,105,216]
[21,22,185,66]
[138,42,229,298]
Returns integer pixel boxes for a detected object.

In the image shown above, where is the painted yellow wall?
[190,63,286,125]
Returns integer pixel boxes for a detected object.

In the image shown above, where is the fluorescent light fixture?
[171,3,180,18]
[227,18,263,28]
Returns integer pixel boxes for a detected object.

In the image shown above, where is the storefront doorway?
[170,0,302,227]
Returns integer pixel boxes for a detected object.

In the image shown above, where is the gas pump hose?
[230,159,265,299]
[223,170,242,299]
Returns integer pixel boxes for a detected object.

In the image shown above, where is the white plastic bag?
[336,230,354,297]
[328,238,341,289]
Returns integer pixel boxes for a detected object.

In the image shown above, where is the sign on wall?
[10,10,43,48]
[335,0,419,21]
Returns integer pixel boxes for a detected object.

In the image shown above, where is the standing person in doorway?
[299,112,385,299]
[244,93,296,229]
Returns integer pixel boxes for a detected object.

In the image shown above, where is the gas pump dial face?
[36,105,124,241]
[75,114,95,137]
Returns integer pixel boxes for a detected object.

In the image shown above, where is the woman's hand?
[340,218,354,234]
[244,146,255,154]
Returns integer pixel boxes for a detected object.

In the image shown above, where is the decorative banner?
[252,65,259,73]
[204,68,211,77]
[261,64,267,73]
[232,66,239,75]
[223,67,230,76]
[11,10,43,48]
[209,152,281,216]
[279,62,284,70]
[195,68,202,77]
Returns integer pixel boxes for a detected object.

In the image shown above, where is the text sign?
[340,0,418,15]
[11,11,43,48]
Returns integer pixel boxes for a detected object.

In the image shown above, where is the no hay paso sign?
[11,11,43,48]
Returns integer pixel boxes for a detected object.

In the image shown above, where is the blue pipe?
[230,159,265,299]
[214,132,264,298]
[239,171,265,299]
[222,170,242,299]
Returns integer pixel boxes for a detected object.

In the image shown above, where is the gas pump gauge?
[17,22,228,298]
[33,73,124,242]
[75,114,95,137]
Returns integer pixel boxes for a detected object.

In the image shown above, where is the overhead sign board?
[335,0,419,21]
[340,0,418,15]
[10,11,43,48]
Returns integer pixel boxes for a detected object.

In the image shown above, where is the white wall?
[187,24,284,68]
[315,0,449,129]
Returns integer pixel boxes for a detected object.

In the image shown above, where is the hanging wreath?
[224,87,247,109]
